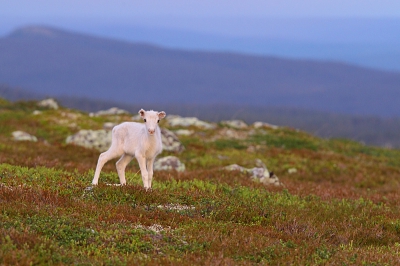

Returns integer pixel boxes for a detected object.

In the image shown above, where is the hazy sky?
[1,1,400,40]
[2,0,400,19]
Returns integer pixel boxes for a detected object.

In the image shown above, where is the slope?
[1,99,400,264]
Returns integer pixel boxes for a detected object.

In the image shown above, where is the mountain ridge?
[1,25,400,117]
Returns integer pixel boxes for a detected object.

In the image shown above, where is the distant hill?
[1,26,400,117]
[91,18,400,72]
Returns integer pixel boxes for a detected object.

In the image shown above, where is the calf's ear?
[158,111,166,119]
[139,109,145,118]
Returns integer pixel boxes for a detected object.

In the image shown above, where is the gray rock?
[224,163,282,186]
[66,129,112,151]
[161,128,185,153]
[12,131,38,142]
[37,98,59,110]
[167,115,216,129]
[154,156,185,172]
[221,120,248,129]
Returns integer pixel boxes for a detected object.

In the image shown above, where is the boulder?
[12,131,37,142]
[89,107,129,117]
[154,156,185,172]
[66,129,112,151]
[167,115,216,129]
[37,98,59,110]
[224,162,282,186]
[221,120,248,129]
[161,128,185,153]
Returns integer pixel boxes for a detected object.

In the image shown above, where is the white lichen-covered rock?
[253,121,279,130]
[37,98,59,110]
[224,162,282,186]
[66,129,112,151]
[12,131,37,142]
[166,115,216,129]
[89,107,129,117]
[154,156,185,172]
[221,120,248,129]
[161,128,185,153]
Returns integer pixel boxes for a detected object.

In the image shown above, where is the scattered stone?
[60,111,81,120]
[166,115,216,129]
[253,121,279,130]
[103,122,117,130]
[154,156,185,172]
[161,128,185,153]
[288,168,298,174]
[32,110,42,115]
[37,98,59,110]
[12,131,37,142]
[247,145,263,153]
[174,129,194,136]
[211,128,249,140]
[135,224,170,233]
[0,183,13,190]
[89,107,129,117]
[217,155,230,160]
[157,204,195,211]
[66,129,112,151]
[221,120,248,129]
[224,163,282,186]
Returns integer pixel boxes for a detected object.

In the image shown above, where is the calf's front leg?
[136,154,149,189]
[146,157,156,189]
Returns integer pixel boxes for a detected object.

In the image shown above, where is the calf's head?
[139,109,166,135]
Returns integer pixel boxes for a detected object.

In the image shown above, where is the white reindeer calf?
[92,109,166,189]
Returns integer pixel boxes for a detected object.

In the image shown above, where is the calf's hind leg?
[92,148,122,185]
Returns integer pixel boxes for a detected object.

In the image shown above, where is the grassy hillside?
[3,85,400,149]
[1,99,400,265]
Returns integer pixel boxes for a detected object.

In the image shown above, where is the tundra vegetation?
[1,98,400,265]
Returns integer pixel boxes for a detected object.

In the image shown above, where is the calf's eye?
[144,119,147,122]
[157,120,160,123]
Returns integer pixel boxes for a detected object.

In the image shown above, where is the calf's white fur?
[92,109,166,189]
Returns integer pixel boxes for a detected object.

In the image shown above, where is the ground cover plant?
[1,98,400,265]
